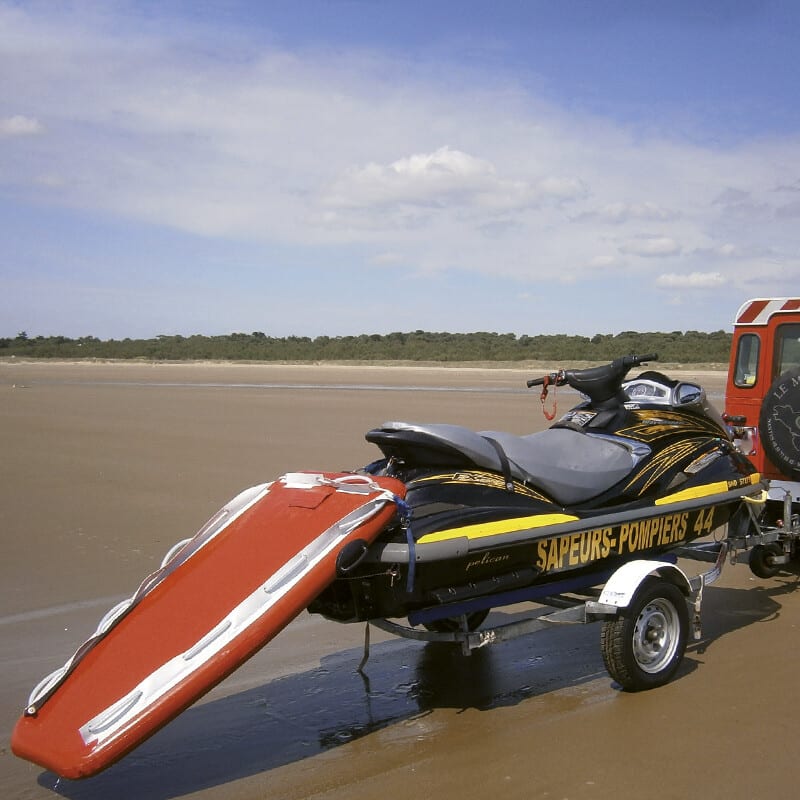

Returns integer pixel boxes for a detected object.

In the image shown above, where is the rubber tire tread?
[599,577,688,692]
[748,543,783,579]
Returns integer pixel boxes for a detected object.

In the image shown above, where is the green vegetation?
[1,329,732,363]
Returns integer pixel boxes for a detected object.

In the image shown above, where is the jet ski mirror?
[676,383,702,404]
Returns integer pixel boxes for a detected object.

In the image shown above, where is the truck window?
[733,333,760,387]
[775,323,800,376]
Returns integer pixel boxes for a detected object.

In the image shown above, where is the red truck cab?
[725,297,800,508]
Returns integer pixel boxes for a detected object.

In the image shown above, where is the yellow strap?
[743,490,768,504]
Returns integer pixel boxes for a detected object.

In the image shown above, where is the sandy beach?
[1,361,797,800]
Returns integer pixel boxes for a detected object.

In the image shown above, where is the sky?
[2,0,800,340]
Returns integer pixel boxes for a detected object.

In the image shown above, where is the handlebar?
[624,353,658,367]
[527,353,658,389]
[527,353,659,410]
[526,372,561,389]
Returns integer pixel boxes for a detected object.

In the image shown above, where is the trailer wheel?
[423,610,489,634]
[600,577,688,691]
[748,543,783,579]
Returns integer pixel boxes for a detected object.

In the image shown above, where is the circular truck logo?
[759,367,800,479]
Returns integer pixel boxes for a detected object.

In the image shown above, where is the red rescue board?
[12,472,405,779]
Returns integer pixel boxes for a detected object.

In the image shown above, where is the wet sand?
[1,361,797,800]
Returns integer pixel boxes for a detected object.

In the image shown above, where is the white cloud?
[588,254,617,268]
[619,236,681,257]
[591,201,677,224]
[0,114,43,137]
[656,271,726,289]
[318,146,588,222]
[370,250,406,266]
[536,175,587,201]
[321,146,526,211]
[1,1,799,299]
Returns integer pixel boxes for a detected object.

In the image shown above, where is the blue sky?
[2,0,800,339]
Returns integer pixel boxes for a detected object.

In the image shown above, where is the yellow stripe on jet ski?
[655,473,761,506]
[417,513,579,544]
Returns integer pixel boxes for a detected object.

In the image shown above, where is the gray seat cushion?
[369,422,640,506]
[481,428,637,506]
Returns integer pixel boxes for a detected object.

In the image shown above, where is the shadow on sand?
[40,572,798,799]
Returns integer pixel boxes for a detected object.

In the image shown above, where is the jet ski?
[309,354,764,628]
[13,353,766,779]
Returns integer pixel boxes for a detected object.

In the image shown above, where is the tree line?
[1,329,733,363]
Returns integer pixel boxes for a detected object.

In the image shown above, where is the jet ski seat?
[366,421,644,507]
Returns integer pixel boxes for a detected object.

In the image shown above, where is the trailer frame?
[359,502,800,690]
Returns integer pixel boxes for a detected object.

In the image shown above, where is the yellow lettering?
[628,521,640,553]
[699,506,715,534]
[601,528,613,558]
[536,540,547,570]
[558,535,571,567]
[659,514,672,546]
[568,533,582,566]
[546,539,560,572]
[580,531,593,563]
[590,528,603,561]
[619,523,630,551]
[647,517,661,548]
[637,519,649,551]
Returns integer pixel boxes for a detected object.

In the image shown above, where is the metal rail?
[359,536,731,665]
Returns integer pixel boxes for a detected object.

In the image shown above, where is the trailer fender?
[597,559,692,609]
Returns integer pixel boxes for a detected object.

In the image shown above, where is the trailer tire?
[748,542,783,579]
[600,577,688,691]
[758,366,800,481]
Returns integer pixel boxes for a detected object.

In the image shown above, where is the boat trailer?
[359,489,800,691]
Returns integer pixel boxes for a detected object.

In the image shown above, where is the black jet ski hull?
[308,472,763,622]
